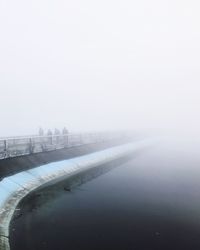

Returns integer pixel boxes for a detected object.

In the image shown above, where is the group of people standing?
[38,127,69,137]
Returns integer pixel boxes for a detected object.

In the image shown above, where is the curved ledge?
[0,139,153,250]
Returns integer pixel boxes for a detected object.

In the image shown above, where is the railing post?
[4,140,7,158]
[64,134,68,148]
[29,138,33,154]
[49,135,53,145]
[56,135,59,146]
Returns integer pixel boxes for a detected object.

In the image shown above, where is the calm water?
[10,142,200,250]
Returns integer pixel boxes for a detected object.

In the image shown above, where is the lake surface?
[10,141,200,250]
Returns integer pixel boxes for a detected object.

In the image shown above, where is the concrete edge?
[0,139,153,250]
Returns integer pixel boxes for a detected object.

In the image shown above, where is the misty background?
[0,0,199,137]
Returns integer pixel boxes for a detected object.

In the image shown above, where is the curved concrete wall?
[0,137,136,179]
[0,139,153,250]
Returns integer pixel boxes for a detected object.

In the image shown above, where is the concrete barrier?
[0,139,153,250]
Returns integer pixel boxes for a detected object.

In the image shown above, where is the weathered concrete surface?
[0,139,153,250]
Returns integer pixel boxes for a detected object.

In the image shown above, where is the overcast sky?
[0,0,200,136]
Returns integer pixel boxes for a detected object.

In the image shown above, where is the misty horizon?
[0,0,199,139]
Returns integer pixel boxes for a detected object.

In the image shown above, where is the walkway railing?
[0,132,126,160]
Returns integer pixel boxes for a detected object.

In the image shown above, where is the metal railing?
[0,132,126,160]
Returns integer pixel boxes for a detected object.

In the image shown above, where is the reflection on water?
[10,143,200,250]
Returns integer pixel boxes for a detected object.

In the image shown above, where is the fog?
[0,0,200,138]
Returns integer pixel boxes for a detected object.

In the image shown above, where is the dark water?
[10,142,200,250]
